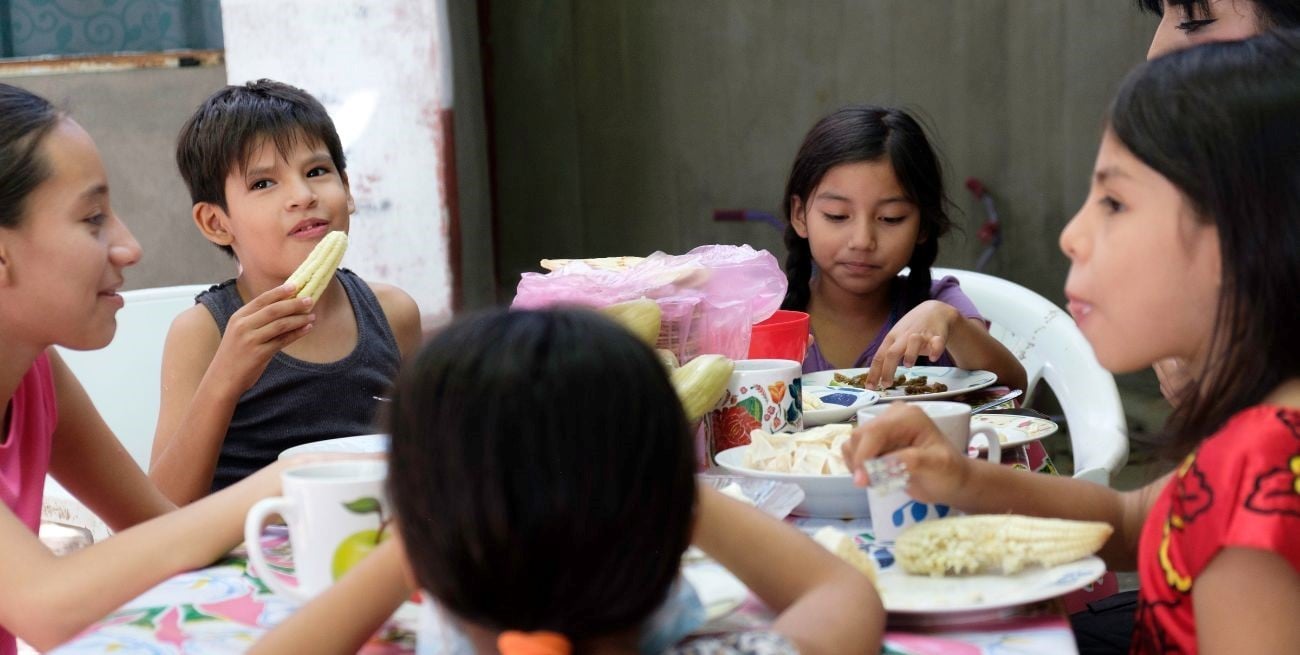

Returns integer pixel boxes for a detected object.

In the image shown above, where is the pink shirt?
[1,352,57,655]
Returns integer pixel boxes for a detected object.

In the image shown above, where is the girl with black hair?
[255,308,883,655]
[780,106,1025,392]
[844,30,1300,655]
[1142,0,1300,58]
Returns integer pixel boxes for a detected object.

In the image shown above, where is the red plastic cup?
[747,310,810,362]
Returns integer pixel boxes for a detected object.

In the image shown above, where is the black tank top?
[197,269,399,492]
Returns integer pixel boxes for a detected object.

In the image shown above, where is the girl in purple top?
[780,106,1026,391]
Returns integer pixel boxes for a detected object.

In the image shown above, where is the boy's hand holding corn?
[842,402,971,504]
[206,283,316,396]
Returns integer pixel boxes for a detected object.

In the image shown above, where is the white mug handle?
[968,425,1002,464]
[244,496,309,603]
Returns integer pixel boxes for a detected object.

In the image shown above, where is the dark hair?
[386,308,697,643]
[1136,0,1300,29]
[0,84,61,229]
[175,79,347,256]
[1110,30,1300,457]
[780,105,953,316]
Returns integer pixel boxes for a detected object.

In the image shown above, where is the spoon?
[970,389,1023,414]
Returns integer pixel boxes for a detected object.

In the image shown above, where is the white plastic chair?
[932,267,1128,486]
[42,284,209,540]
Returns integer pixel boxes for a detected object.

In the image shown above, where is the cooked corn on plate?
[895,514,1112,577]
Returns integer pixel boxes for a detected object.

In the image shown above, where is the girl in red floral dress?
[843,30,1300,655]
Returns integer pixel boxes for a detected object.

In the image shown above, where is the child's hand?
[842,403,970,504]
[209,283,315,395]
[864,300,959,389]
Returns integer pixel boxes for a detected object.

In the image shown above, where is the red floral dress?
[1132,406,1300,654]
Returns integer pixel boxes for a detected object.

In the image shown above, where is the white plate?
[969,414,1060,451]
[697,474,806,520]
[801,385,879,427]
[278,433,389,459]
[681,561,748,621]
[803,366,998,401]
[714,445,867,519]
[869,543,1107,614]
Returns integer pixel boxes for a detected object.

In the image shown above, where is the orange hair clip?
[497,630,571,655]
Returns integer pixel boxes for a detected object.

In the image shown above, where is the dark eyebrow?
[79,183,108,200]
[1095,166,1133,183]
[813,191,853,203]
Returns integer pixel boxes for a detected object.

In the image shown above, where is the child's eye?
[84,213,106,226]
[879,216,907,225]
[821,212,849,222]
[1176,18,1215,33]
[250,179,273,191]
[306,166,331,178]
[1099,196,1124,213]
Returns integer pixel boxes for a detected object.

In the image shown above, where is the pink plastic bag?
[512,245,787,361]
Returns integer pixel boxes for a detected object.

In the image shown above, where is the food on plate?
[741,424,852,475]
[801,390,825,409]
[539,256,644,272]
[599,297,662,346]
[286,230,348,303]
[671,355,735,422]
[833,371,947,395]
[812,526,877,583]
[895,514,1113,577]
[718,482,756,506]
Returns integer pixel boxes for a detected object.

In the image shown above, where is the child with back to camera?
[149,79,423,505]
[254,308,884,655]
[0,82,325,655]
[780,105,1026,392]
[843,31,1300,655]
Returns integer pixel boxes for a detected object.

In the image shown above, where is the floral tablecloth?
[49,526,416,654]
[52,521,1083,655]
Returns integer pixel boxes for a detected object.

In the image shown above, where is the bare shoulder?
[366,280,423,358]
[162,304,222,369]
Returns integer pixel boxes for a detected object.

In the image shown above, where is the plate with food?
[279,433,389,459]
[713,425,868,519]
[802,366,998,401]
[801,385,879,427]
[969,413,1060,452]
[870,515,1110,616]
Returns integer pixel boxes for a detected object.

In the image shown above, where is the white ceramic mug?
[857,401,1000,542]
[705,358,803,460]
[244,460,390,602]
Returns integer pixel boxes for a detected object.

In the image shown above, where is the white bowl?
[278,433,389,459]
[714,445,869,519]
[802,385,878,426]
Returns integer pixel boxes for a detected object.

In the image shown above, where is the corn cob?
[286,231,348,303]
[655,348,680,371]
[671,354,734,422]
[600,298,662,346]
[894,514,1113,577]
[812,526,877,584]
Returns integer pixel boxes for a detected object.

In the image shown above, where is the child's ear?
[192,202,235,248]
[342,173,356,215]
[790,197,809,238]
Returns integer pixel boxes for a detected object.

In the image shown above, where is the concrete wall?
[484,0,1155,306]
[3,64,235,290]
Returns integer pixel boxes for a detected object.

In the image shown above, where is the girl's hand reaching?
[843,403,971,506]
[865,300,959,389]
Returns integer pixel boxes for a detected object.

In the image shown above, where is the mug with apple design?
[244,459,390,602]
[705,358,803,462]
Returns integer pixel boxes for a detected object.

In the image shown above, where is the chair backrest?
[43,284,208,539]
[932,267,1128,485]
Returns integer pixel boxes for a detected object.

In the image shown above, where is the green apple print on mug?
[331,496,390,580]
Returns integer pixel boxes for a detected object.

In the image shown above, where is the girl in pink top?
[0,84,306,654]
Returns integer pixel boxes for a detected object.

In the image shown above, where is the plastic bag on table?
[512,245,787,362]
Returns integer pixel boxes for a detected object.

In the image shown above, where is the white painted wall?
[220,0,456,326]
